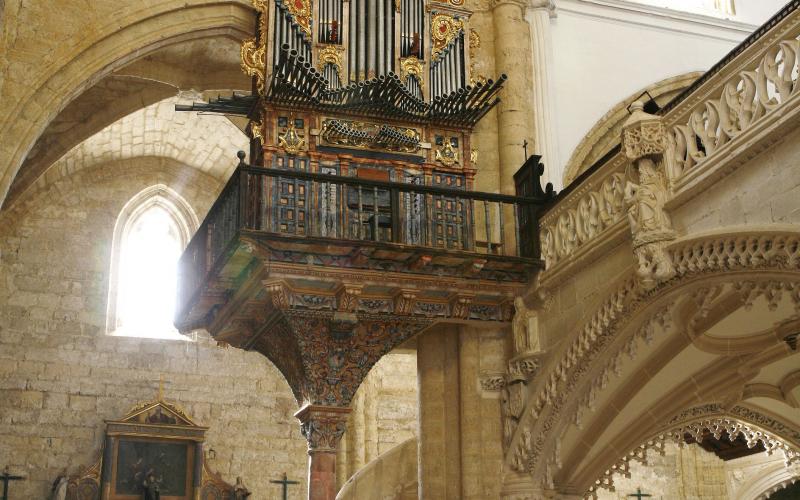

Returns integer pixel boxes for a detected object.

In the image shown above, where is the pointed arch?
[106,184,199,338]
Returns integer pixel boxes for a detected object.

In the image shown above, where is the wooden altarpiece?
[64,397,237,500]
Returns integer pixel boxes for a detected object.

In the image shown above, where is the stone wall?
[337,351,419,488]
[596,442,730,500]
[0,154,423,498]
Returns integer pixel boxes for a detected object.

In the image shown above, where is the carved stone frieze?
[480,372,506,392]
[540,171,626,271]
[508,230,800,483]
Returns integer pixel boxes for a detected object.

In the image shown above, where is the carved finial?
[237,150,247,167]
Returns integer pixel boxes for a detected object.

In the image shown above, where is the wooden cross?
[270,472,300,500]
[1,470,25,500]
[628,487,652,499]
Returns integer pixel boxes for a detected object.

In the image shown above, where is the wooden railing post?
[390,187,402,243]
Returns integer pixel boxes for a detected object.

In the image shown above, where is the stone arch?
[9,96,248,209]
[106,184,199,335]
[737,466,800,500]
[584,405,800,498]
[0,1,254,208]
[504,228,800,495]
[562,72,702,187]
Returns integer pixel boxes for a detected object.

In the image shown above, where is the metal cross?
[628,487,652,499]
[523,139,529,161]
[1,470,25,500]
[270,472,300,500]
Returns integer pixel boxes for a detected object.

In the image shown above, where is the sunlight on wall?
[114,206,187,340]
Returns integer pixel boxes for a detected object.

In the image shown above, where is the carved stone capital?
[622,101,668,162]
[295,405,351,453]
[507,353,542,383]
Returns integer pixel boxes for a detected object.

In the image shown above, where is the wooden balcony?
[173,152,551,408]
[177,152,549,329]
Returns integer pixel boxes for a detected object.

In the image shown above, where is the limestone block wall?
[0,158,312,499]
[596,442,730,500]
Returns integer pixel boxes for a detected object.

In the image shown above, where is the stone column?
[492,0,536,194]
[526,1,559,189]
[296,405,352,500]
[417,325,462,499]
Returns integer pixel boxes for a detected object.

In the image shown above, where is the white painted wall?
[540,0,787,189]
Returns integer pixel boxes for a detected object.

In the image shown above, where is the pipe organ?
[185,0,507,249]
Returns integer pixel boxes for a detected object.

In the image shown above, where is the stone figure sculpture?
[621,101,677,289]
[512,296,540,354]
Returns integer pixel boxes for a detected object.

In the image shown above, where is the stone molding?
[506,229,800,491]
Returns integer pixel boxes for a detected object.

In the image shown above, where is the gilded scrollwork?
[435,140,459,166]
[240,38,266,94]
[431,14,464,60]
[400,56,425,92]
[285,0,313,37]
[278,119,306,155]
[318,45,344,86]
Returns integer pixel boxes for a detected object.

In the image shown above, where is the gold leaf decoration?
[318,45,344,86]
[241,38,266,93]
[400,56,425,92]
[431,14,464,60]
[286,0,313,37]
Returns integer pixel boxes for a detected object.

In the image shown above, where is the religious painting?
[114,439,189,496]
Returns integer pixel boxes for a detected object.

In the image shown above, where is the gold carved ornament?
[468,28,486,85]
[318,45,344,86]
[286,0,313,37]
[400,56,425,92]
[431,14,464,60]
[278,117,306,155]
[435,141,459,166]
[240,38,266,94]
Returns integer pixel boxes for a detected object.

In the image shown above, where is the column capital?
[295,405,352,453]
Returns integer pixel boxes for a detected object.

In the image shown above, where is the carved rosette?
[431,14,464,60]
[400,56,425,91]
[621,101,677,289]
[295,405,351,453]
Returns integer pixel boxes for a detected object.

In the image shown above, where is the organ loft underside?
[173,0,552,498]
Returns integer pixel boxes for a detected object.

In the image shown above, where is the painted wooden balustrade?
[176,152,547,325]
[539,0,800,285]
